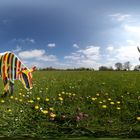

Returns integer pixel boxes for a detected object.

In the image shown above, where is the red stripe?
[17,61,21,79]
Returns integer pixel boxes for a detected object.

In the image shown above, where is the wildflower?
[73,93,76,96]
[116,107,121,110]
[62,91,65,94]
[117,101,120,104]
[69,93,72,96]
[28,100,34,103]
[10,96,14,99]
[108,98,112,101]
[110,102,115,105]
[37,97,40,101]
[40,107,43,110]
[50,113,56,118]
[35,105,39,110]
[58,94,61,96]
[22,95,25,97]
[1,99,5,103]
[58,97,63,101]
[103,100,106,103]
[45,98,49,102]
[19,93,22,95]
[136,117,140,121]
[15,97,18,101]
[102,105,107,108]
[91,97,97,101]
[8,109,12,112]
[49,107,54,111]
[42,110,48,114]
[19,99,23,102]
[99,101,103,104]
[96,93,100,96]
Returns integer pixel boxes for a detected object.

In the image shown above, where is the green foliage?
[0,71,139,138]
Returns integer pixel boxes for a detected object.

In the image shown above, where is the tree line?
[38,61,140,71]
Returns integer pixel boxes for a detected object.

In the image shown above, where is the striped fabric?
[0,52,33,90]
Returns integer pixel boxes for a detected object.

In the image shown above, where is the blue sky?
[0,0,140,69]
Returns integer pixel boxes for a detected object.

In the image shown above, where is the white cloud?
[124,25,140,39]
[18,49,45,59]
[124,25,140,33]
[13,45,22,53]
[106,45,114,53]
[48,43,56,48]
[18,49,57,62]
[109,13,130,21]
[26,38,35,43]
[11,38,35,44]
[104,44,140,70]
[73,44,79,49]
[64,46,101,69]
[115,45,139,62]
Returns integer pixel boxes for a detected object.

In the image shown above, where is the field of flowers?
[0,71,139,138]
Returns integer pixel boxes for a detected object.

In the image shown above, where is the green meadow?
[0,71,139,138]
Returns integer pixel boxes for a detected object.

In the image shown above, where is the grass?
[0,71,139,138]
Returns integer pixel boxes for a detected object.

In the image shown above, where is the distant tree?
[99,66,113,71]
[115,62,123,70]
[134,65,140,71]
[123,61,131,71]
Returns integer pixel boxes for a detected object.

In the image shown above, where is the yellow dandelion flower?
[37,97,40,101]
[49,107,54,111]
[96,93,100,96]
[19,93,22,95]
[28,100,34,103]
[58,97,63,101]
[15,97,18,101]
[58,94,61,96]
[72,93,76,96]
[45,98,49,102]
[116,107,121,110]
[62,91,65,94]
[69,93,72,96]
[91,97,97,101]
[1,100,5,103]
[10,96,14,99]
[22,95,25,97]
[35,105,39,110]
[50,113,56,118]
[136,116,140,121]
[117,101,120,104]
[110,102,115,105]
[42,110,48,114]
[8,109,12,112]
[108,98,112,101]
[102,105,107,108]
[99,101,103,104]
